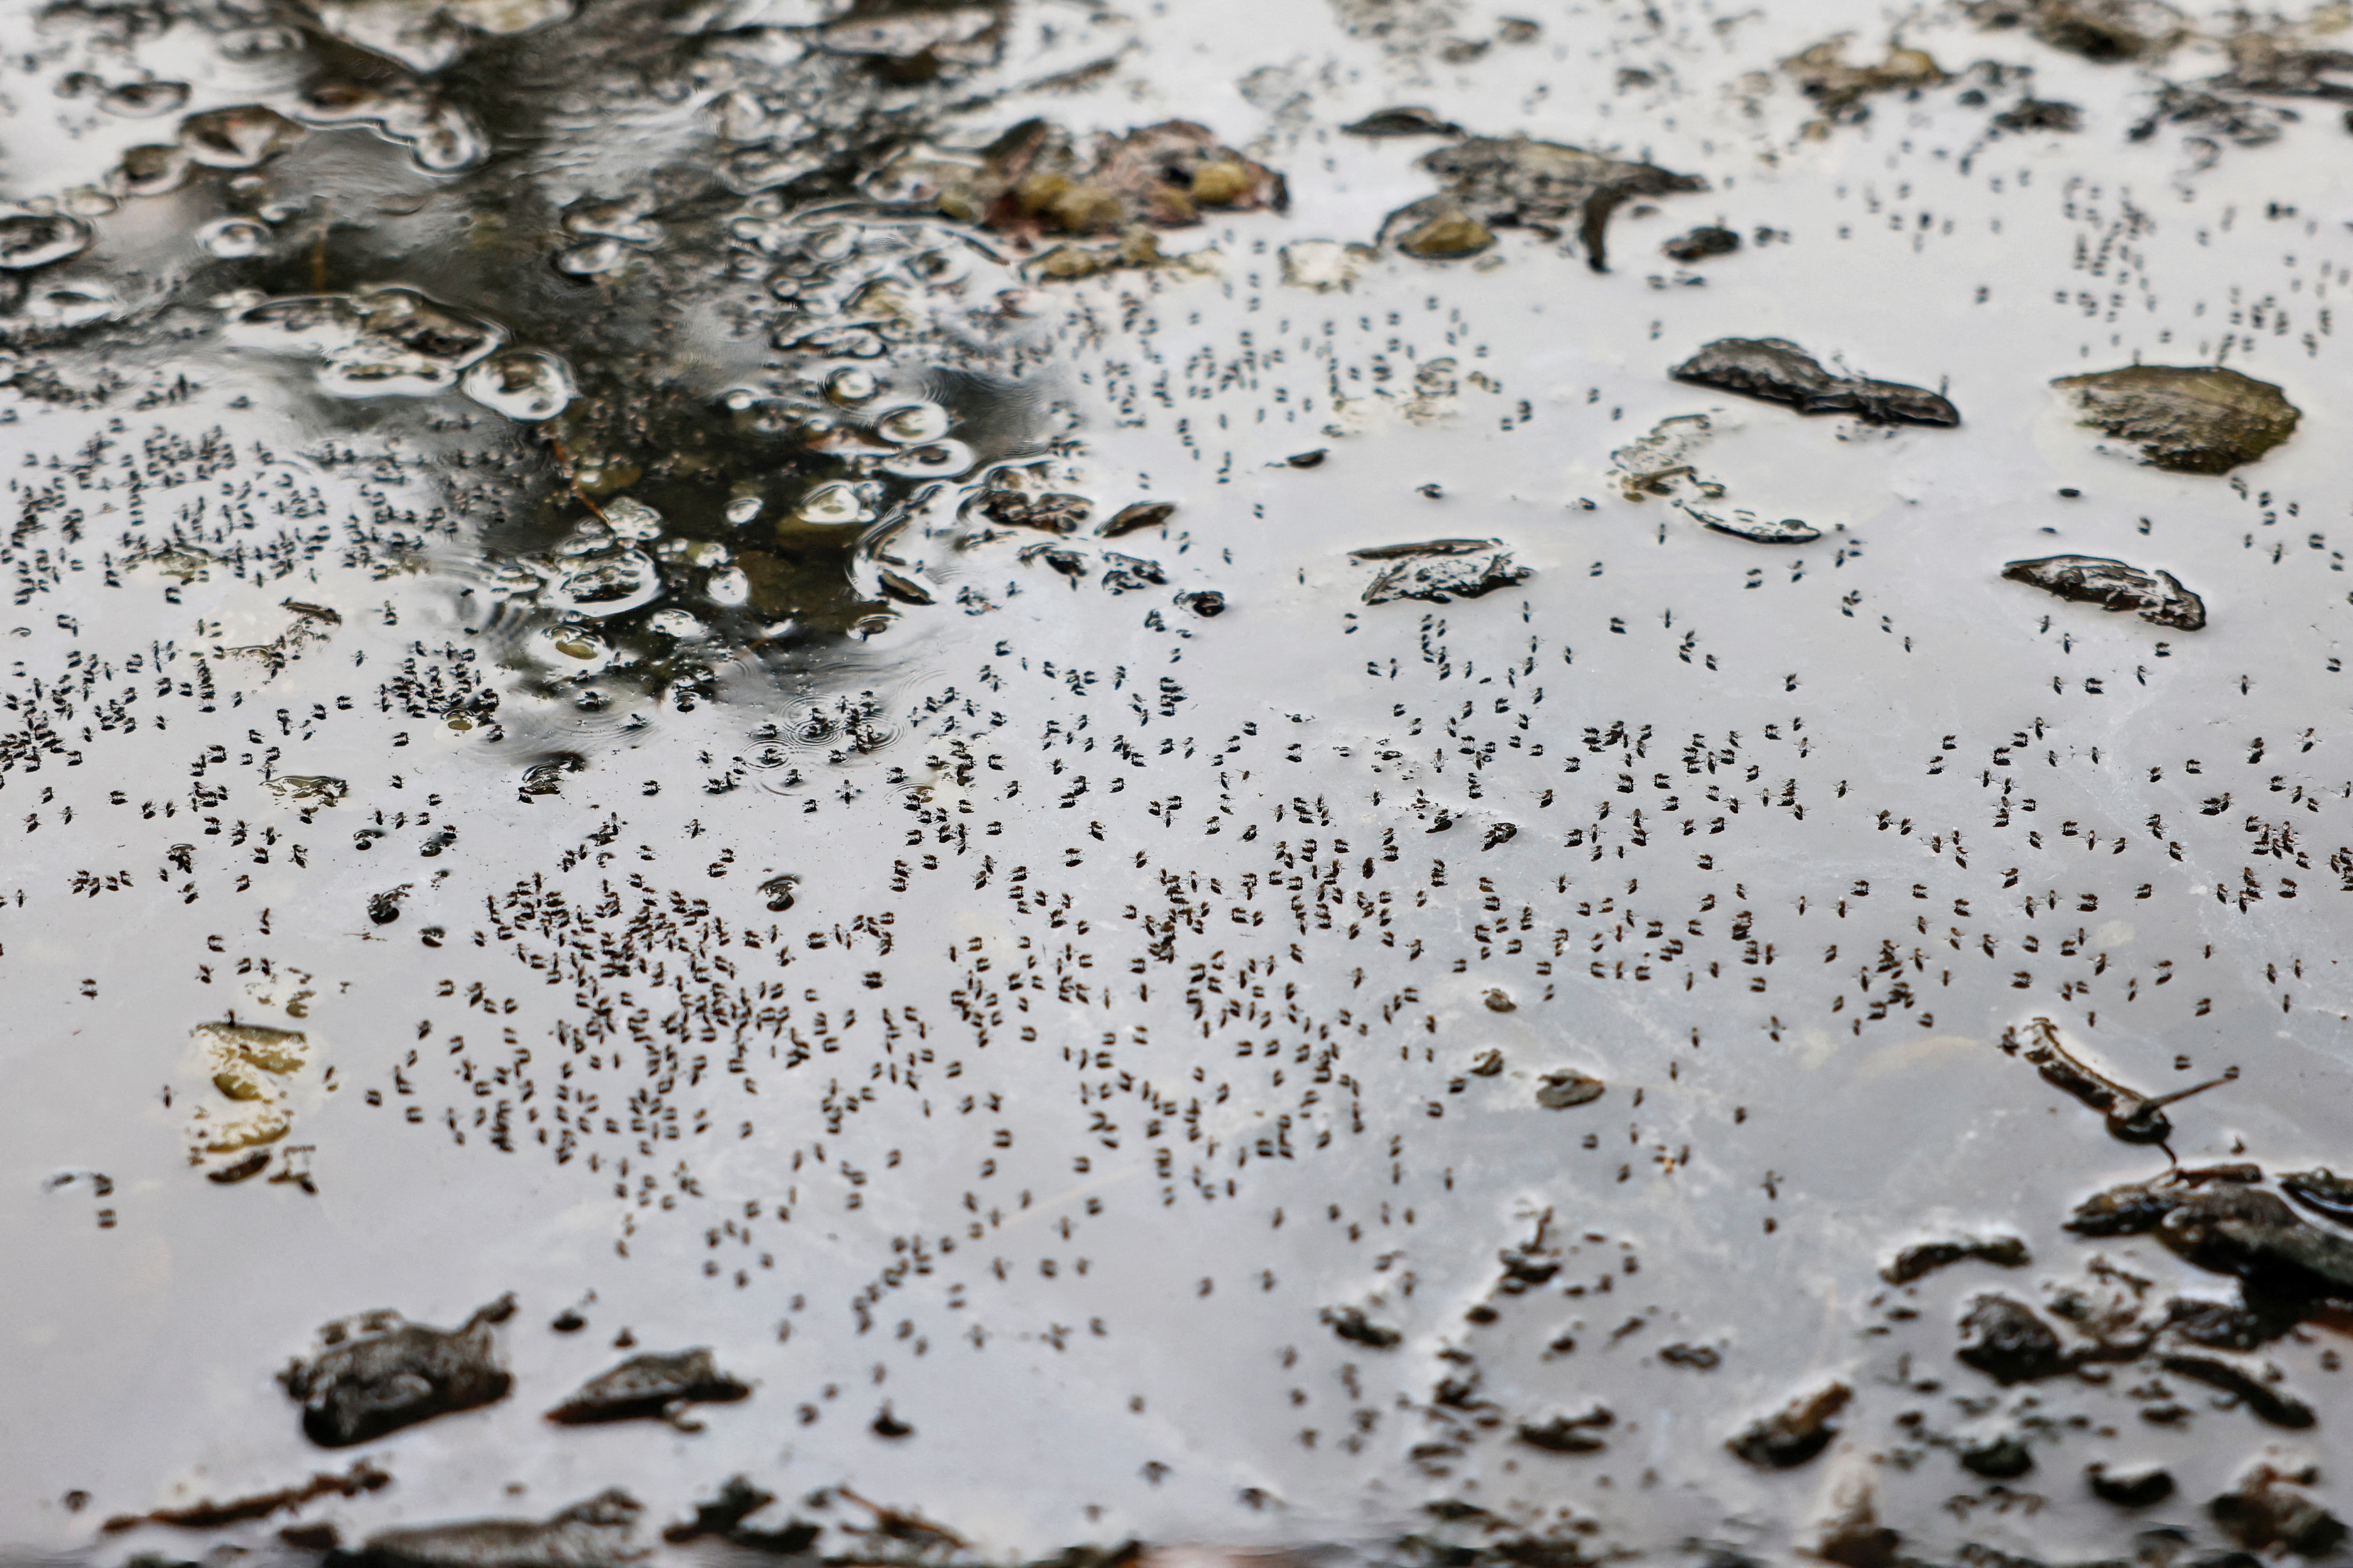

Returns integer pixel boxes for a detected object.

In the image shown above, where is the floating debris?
[665,1476,821,1552]
[2052,364,2299,473]
[2159,1352,2315,1428]
[1099,501,1176,538]
[281,1295,515,1447]
[348,1488,644,1568]
[1279,239,1373,291]
[1964,0,2183,61]
[1670,338,1960,426]
[2210,1464,2348,1557]
[1395,137,1704,271]
[1533,1070,1605,1109]
[2281,1168,2353,1226]
[100,1459,389,1533]
[872,119,1283,237]
[1343,106,1464,137]
[1955,1293,2071,1384]
[1516,1406,1612,1453]
[1882,1235,2032,1285]
[1352,539,1531,605]
[546,1347,752,1428]
[1727,1382,1850,1468]
[2000,557,2208,632]
[1689,509,1820,544]
[1322,1305,1402,1349]
[1662,224,1740,263]
[1782,37,1946,121]
[2088,1463,2177,1507]
[1961,1436,2035,1479]
[1992,97,2083,131]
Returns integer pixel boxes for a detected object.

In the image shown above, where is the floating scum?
[8,0,2353,1560]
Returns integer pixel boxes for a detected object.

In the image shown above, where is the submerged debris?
[547,1348,751,1428]
[2052,365,2300,472]
[1352,539,1531,605]
[348,1487,644,1568]
[1670,338,1959,426]
[1391,136,1705,271]
[100,1459,389,1533]
[1964,0,2184,61]
[1882,1235,2031,1285]
[1728,1382,1850,1468]
[281,1295,515,1447]
[2000,556,2208,632]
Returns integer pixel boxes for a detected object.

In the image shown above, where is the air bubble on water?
[603,498,665,541]
[724,496,763,524]
[231,287,504,397]
[114,144,191,198]
[704,567,751,607]
[61,188,116,219]
[875,402,950,444]
[645,608,707,641]
[197,218,270,259]
[18,281,120,326]
[535,623,611,670]
[549,548,661,617]
[460,349,574,421]
[179,106,306,169]
[880,439,975,479]
[556,238,629,277]
[0,213,91,271]
[826,367,879,404]
[101,80,189,118]
[796,483,874,525]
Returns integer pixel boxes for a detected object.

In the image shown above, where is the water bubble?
[460,349,574,421]
[705,567,751,607]
[795,483,874,526]
[218,25,300,58]
[550,547,660,617]
[644,608,707,640]
[115,144,191,197]
[196,217,270,258]
[724,496,763,524]
[15,280,119,326]
[879,439,975,479]
[602,498,665,541]
[179,106,306,169]
[826,367,878,404]
[875,401,950,444]
[537,623,611,668]
[0,213,90,271]
[563,194,662,245]
[306,290,504,397]
[101,80,189,118]
[555,238,629,276]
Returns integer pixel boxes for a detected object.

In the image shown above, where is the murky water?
[7,0,2353,1563]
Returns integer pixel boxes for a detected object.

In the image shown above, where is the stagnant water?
[7,0,2353,1562]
